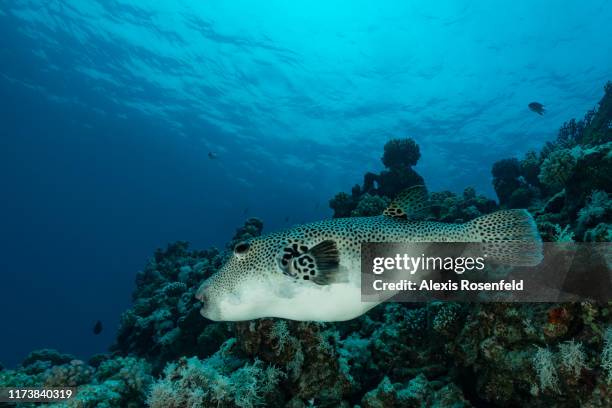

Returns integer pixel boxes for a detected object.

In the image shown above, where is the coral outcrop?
[1,83,611,407]
[330,137,425,218]
[493,82,612,243]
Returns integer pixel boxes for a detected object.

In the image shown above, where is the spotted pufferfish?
[196,186,543,322]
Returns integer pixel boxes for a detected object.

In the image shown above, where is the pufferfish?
[196,186,543,322]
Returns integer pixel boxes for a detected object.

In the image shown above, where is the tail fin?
[466,210,543,266]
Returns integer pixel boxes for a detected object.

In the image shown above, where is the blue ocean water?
[0,0,611,369]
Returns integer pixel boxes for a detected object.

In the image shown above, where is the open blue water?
[0,0,611,368]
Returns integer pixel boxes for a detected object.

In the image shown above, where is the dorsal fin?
[383,185,430,219]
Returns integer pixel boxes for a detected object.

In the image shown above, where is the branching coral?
[552,224,575,242]
[147,340,285,408]
[532,346,559,393]
[270,320,291,355]
[559,340,588,379]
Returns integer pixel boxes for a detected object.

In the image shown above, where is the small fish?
[284,216,290,223]
[208,152,218,159]
[528,102,545,115]
[93,320,103,335]
[196,186,543,322]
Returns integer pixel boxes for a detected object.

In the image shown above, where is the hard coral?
[492,158,524,206]
[147,339,284,408]
[538,147,581,192]
[330,138,425,217]
[381,138,421,170]
[329,192,356,218]
[492,158,521,180]
[112,228,249,372]
[351,194,390,217]
[582,81,612,145]
[532,347,560,394]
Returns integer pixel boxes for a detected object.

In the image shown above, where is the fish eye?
[234,242,250,255]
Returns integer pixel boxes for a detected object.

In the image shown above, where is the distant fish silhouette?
[284,216,290,223]
[93,320,103,335]
[208,152,218,159]
[528,102,545,115]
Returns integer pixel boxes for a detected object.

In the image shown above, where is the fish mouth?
[195,285,222,321]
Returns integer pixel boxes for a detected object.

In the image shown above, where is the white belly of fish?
[217,264,379,322]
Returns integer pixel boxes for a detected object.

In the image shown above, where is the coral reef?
[111,218,264,373]
[2,83,611,408]
[147,340,285,408]
[110,240,226,372]
[330,137,425,217]
[429,188,497,223]
[491,82,612,244]
[0,353,153,407]
[330,137,496,221]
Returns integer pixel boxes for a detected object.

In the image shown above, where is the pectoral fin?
[285,240,344,285]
